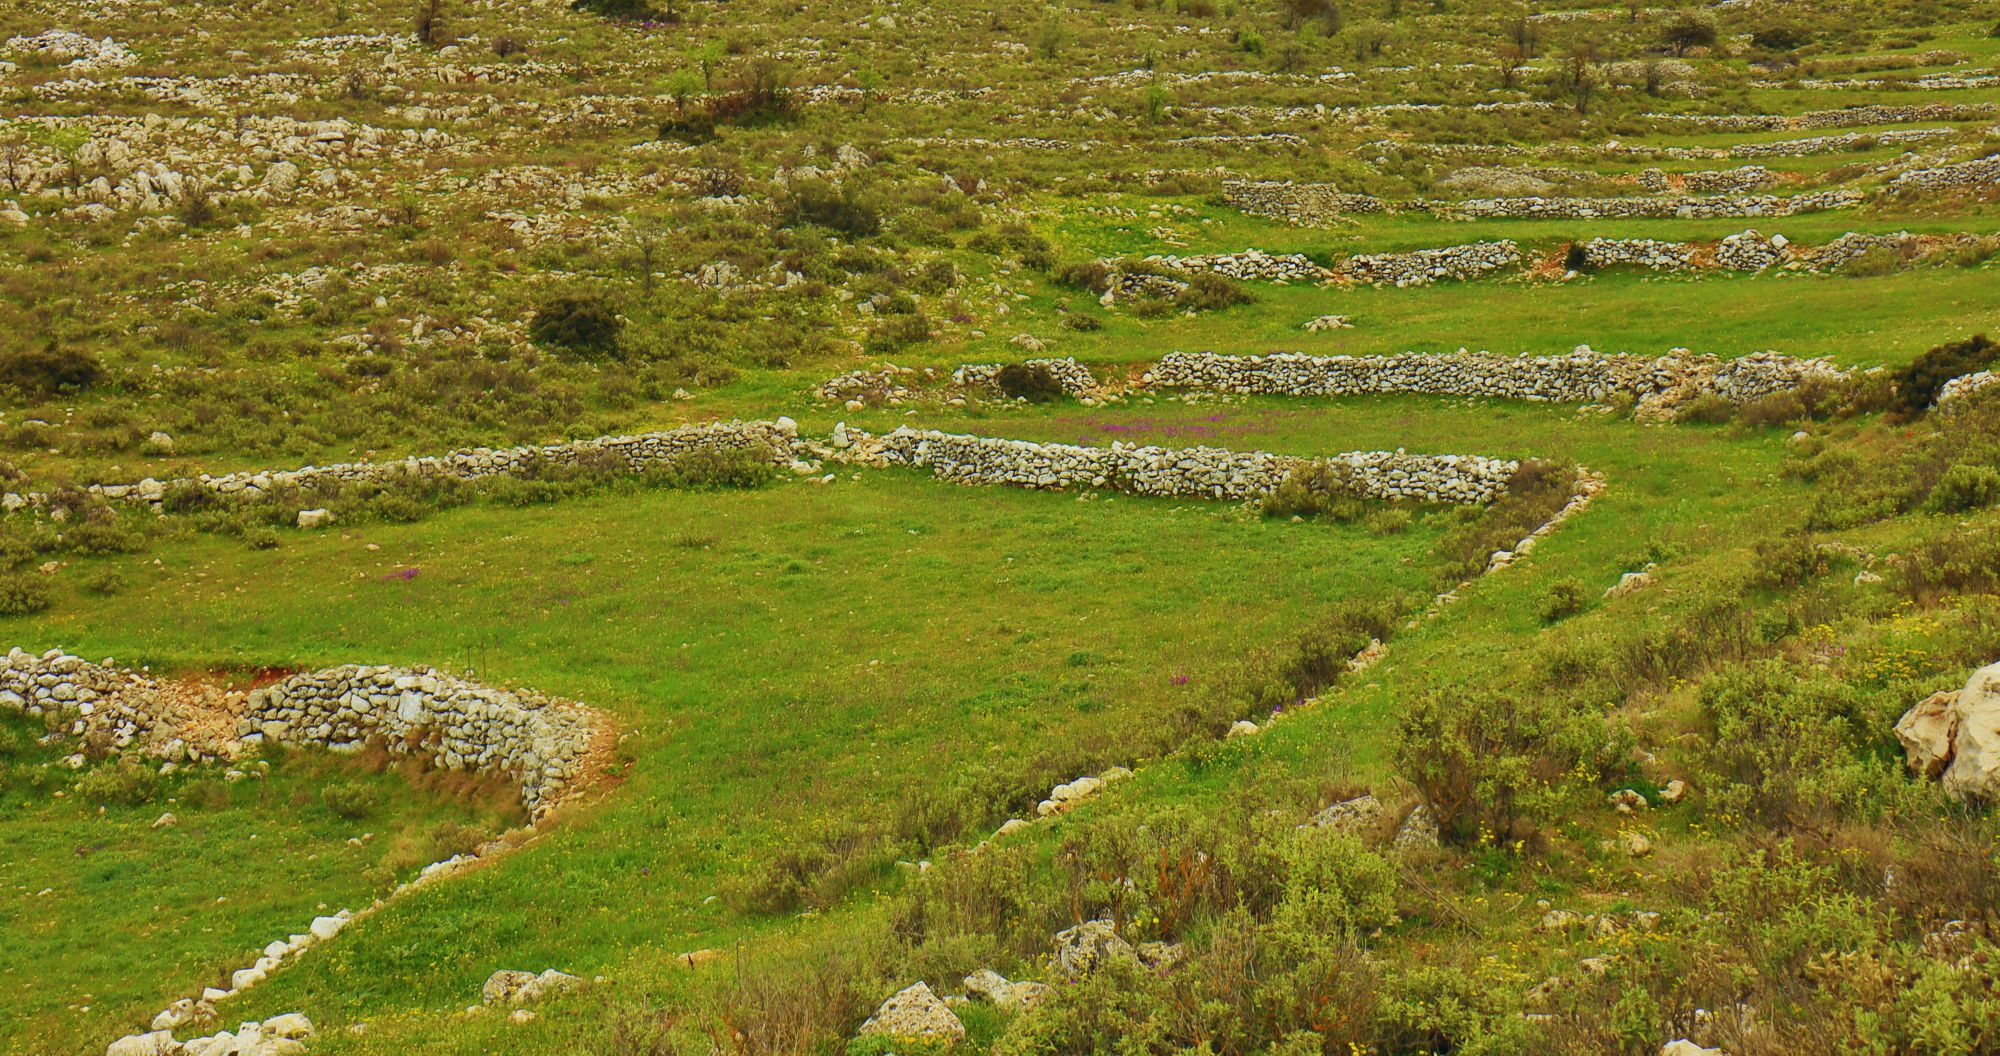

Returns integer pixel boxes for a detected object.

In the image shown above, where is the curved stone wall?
[1341,241,1519,286]
[1893,154,2000,193]
[2,650,606,817]
[1434,189,1861,220]
[952,357,1099,394]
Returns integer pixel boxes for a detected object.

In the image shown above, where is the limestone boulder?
[858,981,965,1044]
[1942,663,2000,801]
[1052,919,1136,979]
[1896,689,1960,778]
[105,1032,181,1056]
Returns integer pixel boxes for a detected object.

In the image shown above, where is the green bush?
[777,179,882,238]
[1393,688,1621,845]
[1174,273,1254,312]
[1675,394,1735,424]
[1923,463,2000,514]
[1260,462,1362,520]
[1539,579,1586,622]
[571,0,656,16]
[74,761,160,805]
[529,292,624,357]
[995,363,1064,403]
[322,780,381,819]
[0,574,52,616]
[658,447,780,490]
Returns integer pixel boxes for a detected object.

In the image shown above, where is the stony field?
[3,0,2000,1054]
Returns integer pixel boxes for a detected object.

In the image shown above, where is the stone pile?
[1222,180,1386,225]
[0,648,242,764]
[871,427,1518,505]
[3,419,799,515]
[3,29,135,72]
[109,1011,314,1056]
[1099,271,1190,304]
[1304,314,1353,332]
[1149,348,1849,418]
[241,666,604,816]
[1892,154,2000,193]
[1578,238,1700,271]
[953,357,1098,395]
[816,366,922,404]
[1715,229,1787,271]
[1145,249,1330,283]
[1339,241,1520,286]
[1937,371,1999,411]
[2,648,605,816]
[1434,190,1861,220]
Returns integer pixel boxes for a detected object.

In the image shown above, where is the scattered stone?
[858,981,965,1044]
[1052,919,1136,979]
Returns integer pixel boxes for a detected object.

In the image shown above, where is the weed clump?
[529,293,624,357]
[995,363,1063,403]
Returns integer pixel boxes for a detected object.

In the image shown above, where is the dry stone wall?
[1893,154,2000,193]
[1579,238,1701,271]
[1145,250,1329,283]
[1221,181,1387,225]
[869,427,1517,505]
[1,649,605,817]
[1340,241,1519,286]
[1938,371,1999,411]
[1432,190,1861,220]
[1148,348,1849,418]
[4,419,799,514]
[242,667,602,816]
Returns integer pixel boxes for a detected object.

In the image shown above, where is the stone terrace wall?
[1340,241,1519,286]
[0,648,603,817]
[243,666,601,816]
[1579,238,1701,271]
[1222,181,1386,225]
[1893,154,2000,193]
[872,427,1517,505]
[1938,371,1999,411]
[6,419,798,513]
[1432,190,1861,220]
[1149,349,1849,414]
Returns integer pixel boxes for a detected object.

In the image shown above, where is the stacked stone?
[1579,238,1700,271]
[1149,348,1849,412]
[0,648,227,762]
[1788,231,1912,270]
[1144,250,1330,283]
[1339,241,1519,286]
[1435,190,1860,219]
[817,367,919,403]
[1937,371,1999,411]
[1099,272,1190,304]
[1653,102,1997,131]
[1221,181,1387,225]
[1892,154,2000,192]
[1716,229,1786,270]
[241,666,601,816]
[5,419,798,514]
[1730,128,1950,158]
[952,358,1098,394]
[1681,166,1775,193]
[873,427,1517,505]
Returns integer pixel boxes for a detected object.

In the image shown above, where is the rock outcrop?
[1896,662,2000,800]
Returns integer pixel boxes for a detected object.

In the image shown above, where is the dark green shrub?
[0,574,51,616]
[1060,312,1102,332]
[80,567,128,595]
[0,342,103,396]
[1175,273,1254,312]
[1675,394,1735,424]
[1051,260,1113,294]
[1540,579,1586,622]
[529,293,624,357]
[571,0,657,17]
[1750,24,1810,51]
[322,781,381,819]
[776,180,881,237]
[1564,243,1591,272]
[1891,334,1996,418]
[1749,535,1827,590]
[995,363,1064,402]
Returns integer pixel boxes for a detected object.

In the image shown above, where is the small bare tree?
[414,0,449,48]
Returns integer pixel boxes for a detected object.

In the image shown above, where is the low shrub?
[74,761,160,805]
[1175,273,1254,312]
[1676,394,1735,424]
[1260,462,1363,520]
[1394,688,1622,845]
[1925,463,2000,514]
[1540,579,1586,622]
[658,447,780,490]
[322,780,382,819]
[0,574,52,616]
[529,292,624,357]
[0,342,103,396]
